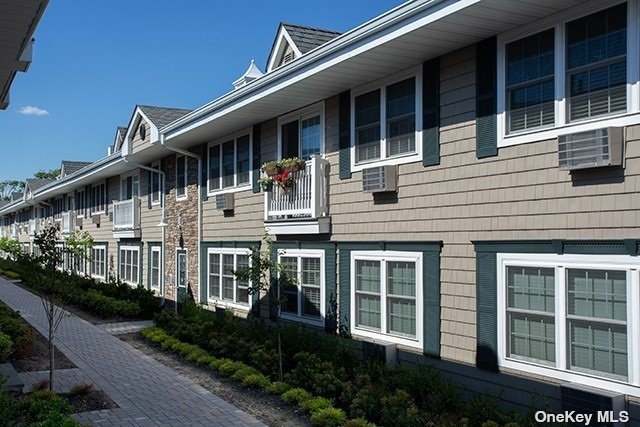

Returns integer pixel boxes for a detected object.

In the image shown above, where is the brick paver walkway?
[0,277,265,427]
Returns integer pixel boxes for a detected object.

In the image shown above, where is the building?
[1,0,639,419]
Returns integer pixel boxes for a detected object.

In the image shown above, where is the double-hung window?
[498,253,640,395]
[91,245,106,279]
[77,189,85,218]
[350,251,423,348]
[91,183,106,215]
[352,69,422,169]
[150,246,161,292]
[151,162,161,205]
[278,103,324,160]
[208,131,251,193]
[207,248,251,308]
[176,155,187,199]
[119,246,140,285]
[499,2,636,146]
[277,249,325,325]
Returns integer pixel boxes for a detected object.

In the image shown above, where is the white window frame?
[176,249,188,289]
[277,101,325,160]
[497,0,640,148]
[207,128,253,195]
[76,189,85,218]
[277,248,326,326]
[206,247,253,311]
[497,252,640,397]
[90,182,107,215]
[150,246,161,292]
[120,171,140,200]
[350,66,423,172]
[91,245,106,280]
[175,155,188,201]
[119,245,140,286]
[350,250,423,349]
[151,161,161,206]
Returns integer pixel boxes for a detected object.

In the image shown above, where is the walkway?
[0,277,264,427]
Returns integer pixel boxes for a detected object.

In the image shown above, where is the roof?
[138,105,192,129]
[281,23,341,54]
[61,161,91,177]
[25,178,55,191]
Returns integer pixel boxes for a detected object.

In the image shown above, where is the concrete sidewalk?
[0,277,264,426]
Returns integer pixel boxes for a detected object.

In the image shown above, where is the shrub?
[218,360,245,377]
[161,337,179,351]
[14,327,35,358]
[302,397,334,414]
[267,381,291,395]
[0,380,20,422]
[344,419,376,427]
[232,365,262,382]
[4,271,20,280]
[464,393,513,427]
[196,354,216,365]
[286,352,344,399]
[0,331,12,362]
[310,407,347,427]
[31,410,81,426]
[26,391,74,422]
[242,373,271,389]
[281,387,312,406]
[209,358,224,370]
[379,389,424,427]
[31,380,51,392]
[69,383,94,396]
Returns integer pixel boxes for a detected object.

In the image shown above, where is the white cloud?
[18,106,49,116]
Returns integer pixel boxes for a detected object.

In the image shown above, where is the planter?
[263,165,281,177]
[261,182,274,192]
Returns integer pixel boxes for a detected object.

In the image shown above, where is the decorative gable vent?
[362,165,397,193]
[215,193,234,211]
[560,383,626,423]
[558,127,623,170]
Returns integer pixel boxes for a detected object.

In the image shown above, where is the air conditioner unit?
[362,165,397,193]
[560,383,626,423]
[558,127,623,170]
[215,193,234,211]
[91,214,100,225]
[75,217,83,228]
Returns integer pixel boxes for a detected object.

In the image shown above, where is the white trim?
[119,245,141,286]
[497,0,639,148]
[496,252,640,397]
[121,109,159,154]
[150,245,162,292]
[350,65,423,172]
[90,244,107,280]
[276,248,326,327]
[176,248,188,289]
[267,26,303,72]
[206,247,253,311]
[175,154,188,201]
[206,127,253,196]
[151,161,161,206]
[349,250,423,349]
[120,170,140,200]
[276,101,325,160]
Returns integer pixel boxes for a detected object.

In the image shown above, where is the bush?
[281,387,312,406]
[26,391,74,422]
[286,352,344,399]
[310,407,347,427]
[218,360,245,377]
[464,393,513,427]
[4,271,20,280]
[344,419,376,427]
[302,397,334,414]
[242,373,271,389]
[14,327,35,358]
[31,379,51,392]
[232,365,262,382]
[69,383,94,396]
[267,381,291,395]
[0,331,13,362]
[379,389,424,427]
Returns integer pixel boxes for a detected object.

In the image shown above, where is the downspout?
[123,156,167,302]
[158,134,203,305]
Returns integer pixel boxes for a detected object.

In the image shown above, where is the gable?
[266,25,303,72]
[266,23,341,73]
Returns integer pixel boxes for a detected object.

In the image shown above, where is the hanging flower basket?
[262,161,281,177]
[274,171,295,190]
[281,157,306,173]
[258,177,274,192]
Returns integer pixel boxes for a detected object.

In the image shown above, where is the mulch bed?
[120,332,311,427]
[64,389,118,413]
[10,326,75,373]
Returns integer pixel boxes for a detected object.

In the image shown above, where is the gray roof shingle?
[282,23,341,54]
[61,161,91,177]
[138,105,192,129]
[26,178,56,191]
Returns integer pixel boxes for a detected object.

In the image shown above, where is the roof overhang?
[0,0,49,109]
[161,0,587,148]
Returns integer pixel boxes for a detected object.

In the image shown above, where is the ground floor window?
[119,246,140,285]
[497,253,639,392]
[150,246,161,292]
[91,245,106,279]
[277,249,325,325]
[350,250,423,348]
[207,248,251,309]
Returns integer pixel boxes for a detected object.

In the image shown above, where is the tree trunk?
[276,318,283,382]
[48,296,54,391]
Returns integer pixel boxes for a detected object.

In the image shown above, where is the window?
[176,155,187,199]
[277,249,325,324]
[150,246,161,291]
[208,132,251,192]
[207,248,251,309]
[497,253,640,394]
[278,103,324,160]
[119,246,140,285]
[91,183,106,214]
[352,71,421,168]
[54,197,63,220]
[350,251,423,348]
[120,174,140,199]
[499,2,637,146]
[177,249,187,288]
[151,162,161,205]
[91,245,106,279]
[77,189,85,218]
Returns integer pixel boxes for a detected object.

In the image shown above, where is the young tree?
[234,234,297,382]
[64,230,93,277]
[0,237,22,259]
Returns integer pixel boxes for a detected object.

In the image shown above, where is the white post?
[310,156,319,219]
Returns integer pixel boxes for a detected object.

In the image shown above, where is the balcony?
[10,224,17,239]
[28,219,40,237]
[112,198,140,238]
[61,212,74,235]
[264,156,330,235]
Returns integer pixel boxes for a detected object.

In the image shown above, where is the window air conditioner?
[362,165,398,193]
[558,127,623,170]
[215,193,234,211]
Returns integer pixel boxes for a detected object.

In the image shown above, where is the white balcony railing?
[264,156,329,221]
[61,212,74,234]
[113,198,140,231]
[28,219,39,236]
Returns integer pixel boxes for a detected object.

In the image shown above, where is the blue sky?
[0,0,403,181]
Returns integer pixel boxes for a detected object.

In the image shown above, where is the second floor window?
[91,183,106,214]
[176,155,187,199]
[77,189,86,217]
[208,133,250,192]
[151,162,161,205]
[279,103,324,160]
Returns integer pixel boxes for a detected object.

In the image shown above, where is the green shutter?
[200,144,208,202]
[338,91,351,180]
[476,36,498,159]
[423,57,440,167]
[252,124,262,193]
[476,251,498,371]
[423,250,441,357]
[338,248,351,331]
[324,247,337,334]
[199,243,207,304]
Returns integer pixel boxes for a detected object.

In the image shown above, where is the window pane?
[507,266,555,313]
[356,260,380,293]
[356,295,381,330]
[300,115,321,160]
[387,261,415,297]
[236,254,250,304]
[509,313,556,362]
[209,254,220,299]
[388,298,415,337]
[301,257,321,317]
[209,145,221,190]
[222,141,235,188]
[567,269,626,321]
[570,320,627,378]
[386,78,415,156]
[280,256,298,314]
[236,135,250,185]
[355,90,381,162]
[222,254,234,300]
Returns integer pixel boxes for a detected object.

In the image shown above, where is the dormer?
[266,23,341,73]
